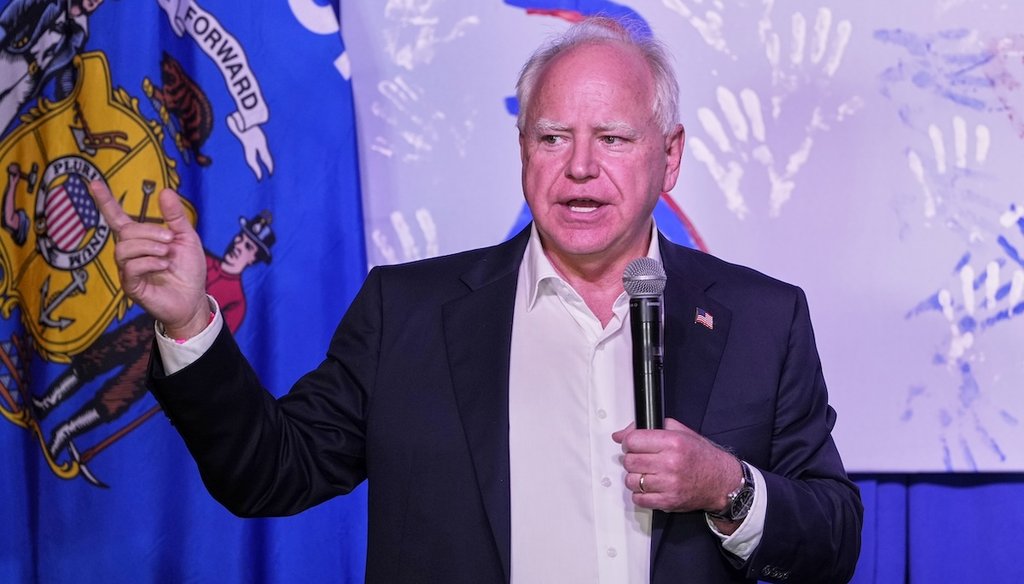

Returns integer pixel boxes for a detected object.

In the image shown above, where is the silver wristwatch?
[707,461,755,522]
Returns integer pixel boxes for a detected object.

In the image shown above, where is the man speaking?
[93,15,862,584]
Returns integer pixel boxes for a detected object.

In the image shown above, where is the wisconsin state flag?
[0,1,367,581]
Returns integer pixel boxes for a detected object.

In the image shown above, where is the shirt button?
[597,409,607,419]
[601,477,612,487]
[607,547,617,558]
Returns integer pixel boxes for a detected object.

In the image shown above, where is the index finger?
[89,180,134,233]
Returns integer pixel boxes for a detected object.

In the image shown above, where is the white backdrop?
[342,0,1024,472]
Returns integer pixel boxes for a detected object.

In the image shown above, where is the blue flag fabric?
[0,1,367,582]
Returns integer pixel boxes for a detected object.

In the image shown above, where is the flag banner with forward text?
[0,1,367,581]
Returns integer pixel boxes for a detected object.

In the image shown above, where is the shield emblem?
[0,51,194,362]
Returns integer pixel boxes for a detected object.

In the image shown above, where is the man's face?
[519,41,684,271]
[223,232,260,272]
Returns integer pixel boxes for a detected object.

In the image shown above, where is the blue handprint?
[875,28,999,119]
[904,203,1024,470]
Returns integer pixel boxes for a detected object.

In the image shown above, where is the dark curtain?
[851,474,1024,583]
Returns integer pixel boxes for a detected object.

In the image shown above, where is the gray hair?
[514,16,680,136]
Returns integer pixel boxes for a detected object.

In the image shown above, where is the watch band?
[707,460,755,522]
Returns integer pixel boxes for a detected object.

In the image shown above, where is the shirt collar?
[523,222,662,311]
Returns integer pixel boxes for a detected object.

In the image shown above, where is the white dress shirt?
[508,226,652,583]
[507,225,765,583]
[156,226,767,582]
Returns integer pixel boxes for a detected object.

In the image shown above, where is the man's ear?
[662,123,685,193]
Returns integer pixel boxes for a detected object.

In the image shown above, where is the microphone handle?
[629,296,664,430]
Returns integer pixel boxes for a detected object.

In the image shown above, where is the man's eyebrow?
[530,119,641,137]
[532,118,570,134]
[594,121,640,137]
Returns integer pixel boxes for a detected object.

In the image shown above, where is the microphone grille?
[622,257,666,297]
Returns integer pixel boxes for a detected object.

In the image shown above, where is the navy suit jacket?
[149,228,862,583]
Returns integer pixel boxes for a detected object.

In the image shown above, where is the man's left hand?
[612,418,742,516]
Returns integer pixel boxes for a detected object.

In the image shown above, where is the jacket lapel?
[659,236,732,432]
[443,228,530,583]
[651,235,733,567]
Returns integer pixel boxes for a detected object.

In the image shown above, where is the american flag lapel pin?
[695,307,714,330]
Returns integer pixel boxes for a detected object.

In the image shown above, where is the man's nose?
[566,140,598,181]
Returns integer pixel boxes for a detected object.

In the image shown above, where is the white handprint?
[372,76,440,162]
[934,263,980,362]
[759,3,852,103]
[905,116,992,238]
[691,4,861,219]
[689,86,818,218]
[371,209,439,267]
[661,0,732,57]
[381,2,480,71]
[758,2,862,130]
[371,74,475,163]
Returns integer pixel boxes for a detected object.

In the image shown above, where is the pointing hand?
[91,181,208,338]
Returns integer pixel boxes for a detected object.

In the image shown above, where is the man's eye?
[541,135,561,145]
[601,136,622,145]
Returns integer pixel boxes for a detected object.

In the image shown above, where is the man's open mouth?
[566,199,602,213]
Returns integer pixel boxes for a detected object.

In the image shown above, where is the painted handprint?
[903,203,1024,469]
[371,0,479,163]
[370,208,440,267]
[691,4,861,218]
[904,116,993,240]
[689,86,818,218]
[758,2,860,120]
[381,1,480,71]
[661,0,732,57]
[875,27,1000,124]
[759,3,852,101]
[934,258,1022,359]
[906,203,1024,359]
[371,75,474,163]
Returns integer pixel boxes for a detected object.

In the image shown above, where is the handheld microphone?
[623,257,666,430]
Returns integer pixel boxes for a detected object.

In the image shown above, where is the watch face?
[732,486,755,518]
